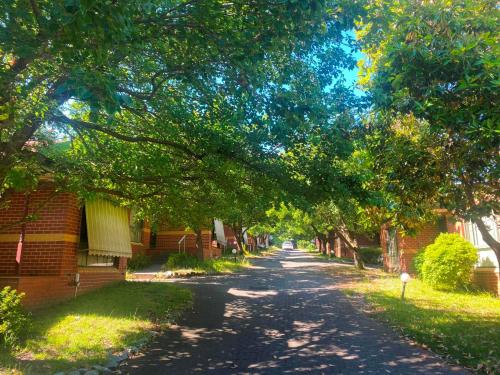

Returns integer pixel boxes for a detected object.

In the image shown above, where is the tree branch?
[55,114,204,160]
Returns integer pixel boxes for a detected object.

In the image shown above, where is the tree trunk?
[231,224,244,253]
[352,250,364,270]
[195,228,204,260]
[316,237,323,252]
[335,227,365,270]
[473,217,500,263]
[462,181,500,263]
[327,230,336,257]
[320,235,328,254]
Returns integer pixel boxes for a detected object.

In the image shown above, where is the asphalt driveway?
[121,250,467,374]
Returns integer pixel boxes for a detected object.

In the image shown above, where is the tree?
[264,203,315,244]
[358,0,500,260]
[1,0,361,204]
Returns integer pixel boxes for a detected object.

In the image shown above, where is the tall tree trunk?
[473,217,500,263]
[320,235,327,254]
[195,228,204,260]
[335,227,365,270]
[327,230,336,257]
[231,223,244,253]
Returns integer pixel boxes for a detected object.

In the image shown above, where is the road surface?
[122,250,466,374]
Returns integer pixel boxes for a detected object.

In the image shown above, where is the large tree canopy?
[357,0,500,259]
[0,0,361,205]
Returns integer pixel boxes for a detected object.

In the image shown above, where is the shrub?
[0,287,30,349]
[412,248,426,276]
[164,253,247,274]
[358,247,382,264]
[127,252,152,271]
[166,253,200,270]
[421,233,478,290]
[298,240,316,251]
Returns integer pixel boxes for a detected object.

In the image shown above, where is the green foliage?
[0,287,30,349]
[0,0,361,221]
[359,0,500,255]
[127,252,152,271]
[298,240,316,251]
[164,253,248,274]
[358,247,382,265]
[264,203,315,242]
[421,234,478,290]
[412,248,426,277]
[166,254,201,270]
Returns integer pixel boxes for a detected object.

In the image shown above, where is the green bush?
[298,240,316,251]
[166,253,201,270]
[412,248,426,276]
[0,287,30,349]
[358,247,382,264]
[127,252,152,271]
[164,253,248,274]
[421,233,478,290]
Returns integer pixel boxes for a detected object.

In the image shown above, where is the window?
[78,250,115,267]
[130,209,143,243]
[78,207,117,267]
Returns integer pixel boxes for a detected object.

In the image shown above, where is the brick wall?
[154,226,215,259]
[0,184,127,308]
[223,225,238,248]
[397,222,441,272]
[381,217,500,295]
[334,238,353,258]
[0,184,80,277]
[380,221,442,273]
[473,268,499,296]
[131,221,151,256]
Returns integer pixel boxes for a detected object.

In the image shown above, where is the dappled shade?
[123,250,465,374]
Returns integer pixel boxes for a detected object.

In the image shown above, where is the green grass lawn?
[330,267,500,374]
[1,281,192,374]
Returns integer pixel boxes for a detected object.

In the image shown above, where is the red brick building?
[0,182,133,308]
[145,225,220,260]
[0,182,226,309]
[381,214,500,295]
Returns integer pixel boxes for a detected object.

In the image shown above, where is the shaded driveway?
[122,250,467,374]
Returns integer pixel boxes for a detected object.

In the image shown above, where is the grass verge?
[329,267,500,374]
[163,254,250,275]
[1,281,192,374]
[303,247,354,263]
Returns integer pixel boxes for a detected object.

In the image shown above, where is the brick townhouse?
[145,224,219,261]
[0,181,225,308]
[0,182,133,308]
[381,213,500,295]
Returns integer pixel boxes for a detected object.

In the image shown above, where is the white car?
[282,241,294,250]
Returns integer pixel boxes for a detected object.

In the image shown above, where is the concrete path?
[121,250,467,374]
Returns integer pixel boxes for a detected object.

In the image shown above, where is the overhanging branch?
[54,114,204,160]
